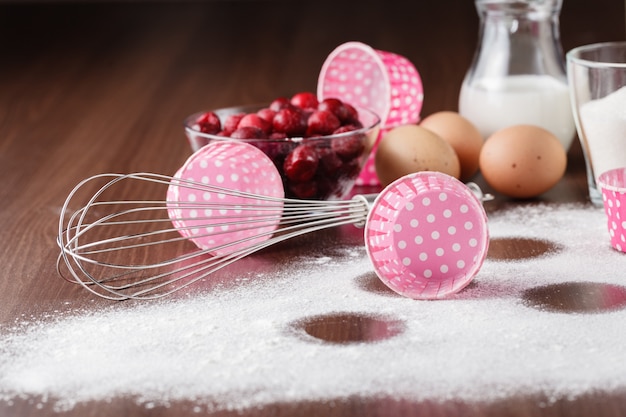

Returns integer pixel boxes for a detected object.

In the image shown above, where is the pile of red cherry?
[191,92,370,199]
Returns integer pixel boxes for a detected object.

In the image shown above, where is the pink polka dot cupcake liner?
[364,171,489,299]
[167,141,284,256]
[317,41,424,186]
[598,167,626,253]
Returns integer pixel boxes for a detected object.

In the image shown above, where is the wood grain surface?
[0,1,624,416]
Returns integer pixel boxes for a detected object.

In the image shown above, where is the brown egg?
[375,124,461,187]
[479,125,567,198]
[420,111,483,181]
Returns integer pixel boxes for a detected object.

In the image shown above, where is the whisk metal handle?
[466,182,494,202]
[350,194,378,228]
[350,181,491,229]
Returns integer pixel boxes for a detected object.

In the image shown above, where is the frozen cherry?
[337,158,362,178]
[269,131,287,140]
[223,113,246,134]
[273,107,307,137]
[331,127,365,160]
[269,97,291,112]
[238,113,271,134]
[318,147,343,177]
[318,98,350,122]
[253,140,294,167]
[267,141,297,167]
[288,181,318,199]
[231,126,267,139]
[344,102,360,124]
[333,125,359,134]
[306,110,341,136]
[290,92,319,110]
[256,108,276,123]
[283,144,319,182]
[196,111,221,134]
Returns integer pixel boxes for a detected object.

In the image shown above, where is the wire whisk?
[57,142,492,301]
[57,139,378,300]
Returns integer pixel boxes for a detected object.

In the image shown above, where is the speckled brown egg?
[479,124,567,198]
[375,124,461,187]
[420,111,483,181]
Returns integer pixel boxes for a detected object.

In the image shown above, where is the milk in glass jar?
[459,0,575,150]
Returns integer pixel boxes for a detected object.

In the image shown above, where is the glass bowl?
[184,104,381,200]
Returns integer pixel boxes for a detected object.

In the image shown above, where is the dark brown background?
[0,1,625,416]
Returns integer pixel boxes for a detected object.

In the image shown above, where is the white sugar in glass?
[567,42,626,206]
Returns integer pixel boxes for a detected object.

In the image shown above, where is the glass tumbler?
[567,41,626,207]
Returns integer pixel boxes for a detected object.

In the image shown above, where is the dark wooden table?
[0,1,625,416]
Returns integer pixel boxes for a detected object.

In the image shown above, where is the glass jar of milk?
[459,0,576,150]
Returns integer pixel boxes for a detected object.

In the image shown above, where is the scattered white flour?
[1,203,625,412]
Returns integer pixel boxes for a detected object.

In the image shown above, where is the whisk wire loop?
[57,172,371,300]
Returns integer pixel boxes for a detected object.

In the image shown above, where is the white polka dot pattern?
[167,142,284,256]
[598,167,626,253]
[356,127,393,186]
[317,41,424,186]
[364,172,489,300]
